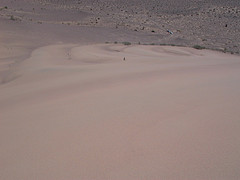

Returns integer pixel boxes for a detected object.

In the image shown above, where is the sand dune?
[0,44,240,179]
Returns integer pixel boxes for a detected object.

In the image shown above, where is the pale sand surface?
[1,44,240,179]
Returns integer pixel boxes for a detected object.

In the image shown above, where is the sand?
[1,43,240,179]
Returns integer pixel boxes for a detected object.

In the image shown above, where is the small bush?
[122,42,131,46]
[193,45,205,50]
[114,41,118,44]
[10,15,16,21]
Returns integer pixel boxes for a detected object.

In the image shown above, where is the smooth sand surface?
[1,44,240,179]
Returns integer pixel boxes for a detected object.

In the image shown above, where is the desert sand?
[1,43,240,179]
[1,0,240,179]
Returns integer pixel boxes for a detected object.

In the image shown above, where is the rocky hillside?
[1,0,239,53]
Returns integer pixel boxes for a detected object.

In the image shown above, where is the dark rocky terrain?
[0,0,240,53]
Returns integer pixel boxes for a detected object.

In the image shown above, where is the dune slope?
[0,44,240,180]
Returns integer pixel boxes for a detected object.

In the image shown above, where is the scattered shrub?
[193,45,205,50]
[10,15,16,21]
[122,42,131,45]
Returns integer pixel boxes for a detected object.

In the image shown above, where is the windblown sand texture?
[0,0,240,179]
[1,44,240,179]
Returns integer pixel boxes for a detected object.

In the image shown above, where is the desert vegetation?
[122,42,131,46]
[0,0,239,53]
[193,45,206,50]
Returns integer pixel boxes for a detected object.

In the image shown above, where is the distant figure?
[167,30,173,35]
[67,53,71,60]
[123,57,126,61]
